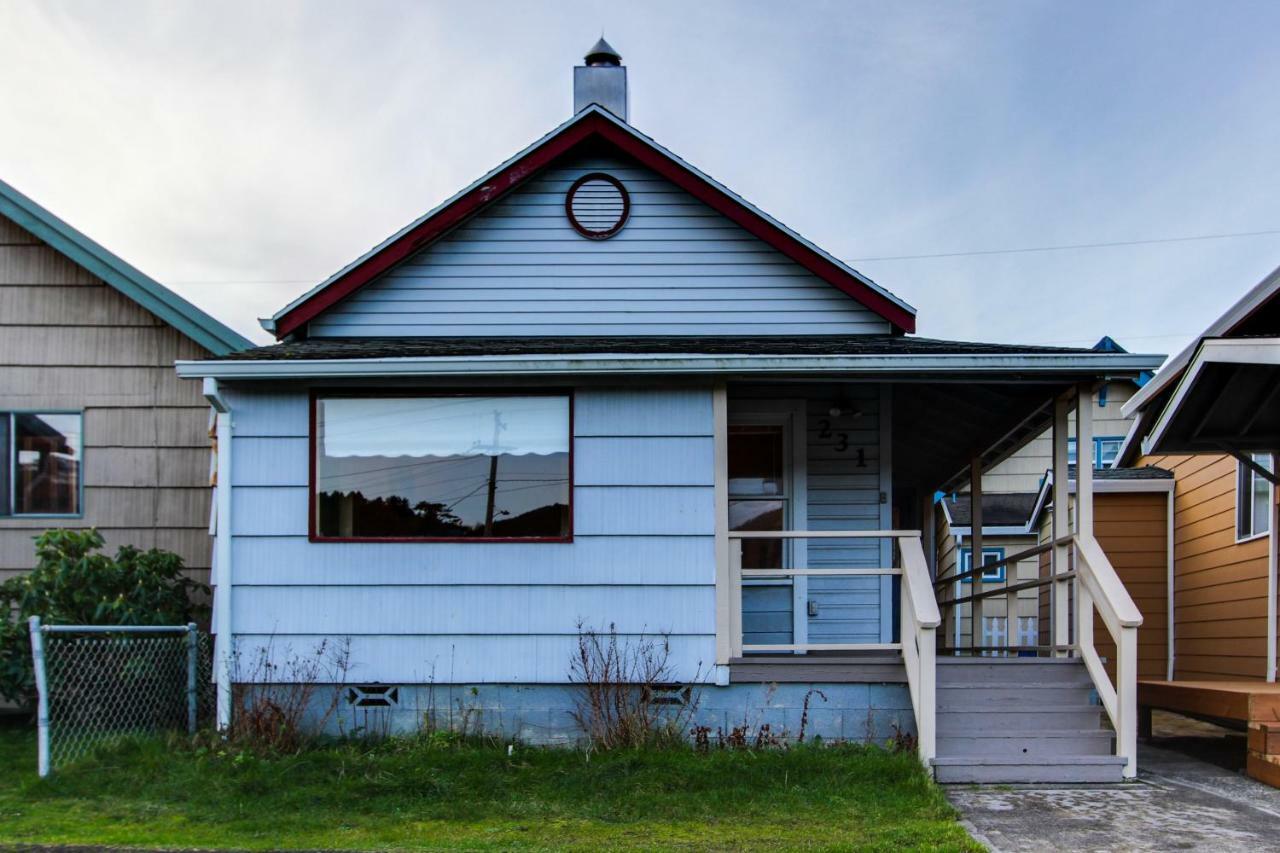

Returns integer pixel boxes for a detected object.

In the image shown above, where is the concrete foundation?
[320,682,915,745]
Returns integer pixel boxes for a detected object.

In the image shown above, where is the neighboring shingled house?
[0,178,251,590]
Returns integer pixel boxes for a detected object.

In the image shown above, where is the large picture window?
[312,393,571,541]
[1,412,83,517]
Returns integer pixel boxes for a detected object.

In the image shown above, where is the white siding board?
[231,535,713,586]
[225,389,309,437]
[575,437,713,486]
[232,436,310,486]
[310,153,890,338]
[575,388,713,437]
[232,633,712,684]
[233,486,309,537]
[574,486,713,536]
[233,585,714,636]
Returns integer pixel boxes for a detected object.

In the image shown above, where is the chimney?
[574,37,627,121]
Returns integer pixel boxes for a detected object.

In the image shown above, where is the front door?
[729,403,808,650]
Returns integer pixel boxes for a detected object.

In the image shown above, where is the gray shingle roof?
[211,335,1105,362]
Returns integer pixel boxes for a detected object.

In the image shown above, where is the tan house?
[1118,264,1280,784]
[0,178,251,590]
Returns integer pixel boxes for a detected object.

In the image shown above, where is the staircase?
[931,658,1128,783]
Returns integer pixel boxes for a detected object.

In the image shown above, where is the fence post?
[28,616,50,778]
[186,623,198,735]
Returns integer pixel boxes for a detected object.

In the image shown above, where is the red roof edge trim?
[275,112,914,338]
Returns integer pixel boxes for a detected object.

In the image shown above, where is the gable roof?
[0,177,253,355]
[267,106,917,339]
[1122,263,1280,420]
[1115,262,1280,465]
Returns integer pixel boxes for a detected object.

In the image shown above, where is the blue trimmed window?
[1067,436,1125,469]
[960,547,1006,583]
[1,412,83,517]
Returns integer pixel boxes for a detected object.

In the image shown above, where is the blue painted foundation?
[328,682,915,746]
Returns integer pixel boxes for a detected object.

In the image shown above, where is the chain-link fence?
[28,617,214,776]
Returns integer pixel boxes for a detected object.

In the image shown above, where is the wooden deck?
[1138,679,1280,787]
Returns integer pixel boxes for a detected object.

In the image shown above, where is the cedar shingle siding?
[0,212,213,588]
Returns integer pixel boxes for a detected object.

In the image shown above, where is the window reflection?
[314,395,571,539]
[13,413,81,515]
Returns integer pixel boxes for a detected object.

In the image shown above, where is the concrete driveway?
[947,712,1280,852]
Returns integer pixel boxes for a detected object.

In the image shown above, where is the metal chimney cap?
[584,37,622,66]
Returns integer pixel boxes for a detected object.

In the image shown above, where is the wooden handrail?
[900,535,942,630]
[728,529,922,540]
[933,535,1074,587]
[1075,534,1143,629]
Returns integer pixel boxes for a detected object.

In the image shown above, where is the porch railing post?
[970,457,983,655]
[729,538,744,659]
[1052,393,1072,655]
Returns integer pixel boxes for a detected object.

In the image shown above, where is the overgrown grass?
[0,724,979,851]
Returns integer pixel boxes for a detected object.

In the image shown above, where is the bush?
[0,528,208,706]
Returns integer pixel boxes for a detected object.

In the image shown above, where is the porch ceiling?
[892,381,1072,494]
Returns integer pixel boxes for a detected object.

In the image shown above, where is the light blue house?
[178,41,1164,782]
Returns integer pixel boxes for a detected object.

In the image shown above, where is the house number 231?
[817,419,866,467]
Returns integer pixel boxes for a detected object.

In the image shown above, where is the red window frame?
[308,388,574,543]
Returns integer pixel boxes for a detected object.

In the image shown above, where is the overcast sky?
[2,1,1278,354]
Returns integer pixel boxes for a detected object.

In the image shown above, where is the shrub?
[0,528,208,706]
[230,635,353,753]
[568,621,701,749]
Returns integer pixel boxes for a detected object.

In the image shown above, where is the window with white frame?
[960,546,1005,583]
[1236,452,1274,541]
[1067,436,1125,469]
[0,412,83,517]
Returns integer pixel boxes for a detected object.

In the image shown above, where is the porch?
[712,380,1146,782]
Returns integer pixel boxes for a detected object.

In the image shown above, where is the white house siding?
[308,154,891,337]
[223,383,717,685]
[731,384,888,646]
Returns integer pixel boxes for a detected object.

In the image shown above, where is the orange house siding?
[1140,452,1272,681]
[1093,492,1170,682]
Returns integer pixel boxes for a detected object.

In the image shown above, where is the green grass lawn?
[0,724,979,851]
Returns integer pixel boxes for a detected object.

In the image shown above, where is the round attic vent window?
[566,173,630,239]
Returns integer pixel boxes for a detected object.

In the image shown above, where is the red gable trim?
[275,112,915,338]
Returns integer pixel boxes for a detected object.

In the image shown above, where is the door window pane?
[14,413,81,515]
[730,499,784,569]
[314,395,570,539]
[728,425,785,496]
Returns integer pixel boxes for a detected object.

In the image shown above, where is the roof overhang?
[1140,336,1280,457]
[1122,263,1280,420]
[175,350,1162,381]
[267,106,918,338]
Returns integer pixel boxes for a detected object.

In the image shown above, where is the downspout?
[1166,489,1175,682]
[203,378,234,728]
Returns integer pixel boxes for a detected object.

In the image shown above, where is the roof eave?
[0,178,253,355]
[175,350,1165,381]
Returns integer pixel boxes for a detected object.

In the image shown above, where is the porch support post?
[1052,393,1071,654]
[713,381,732,678]
[970,457,983,654]
[1076,383,1094,540]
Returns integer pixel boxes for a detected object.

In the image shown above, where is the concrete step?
[937,684,1094,708]
[938,706,1103,735]
[933,755,1128,784]
[936,729,1115,758]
